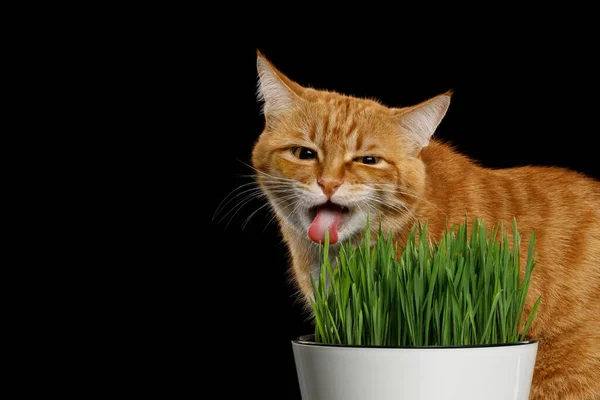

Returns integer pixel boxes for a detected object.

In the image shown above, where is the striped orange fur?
[252,52,600,400]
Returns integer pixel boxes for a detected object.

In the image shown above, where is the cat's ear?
[394,92,451,153]
[256,50,304,117]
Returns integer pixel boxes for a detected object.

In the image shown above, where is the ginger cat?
[251,52,600,400]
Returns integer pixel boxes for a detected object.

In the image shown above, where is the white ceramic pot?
[292,335,538,400]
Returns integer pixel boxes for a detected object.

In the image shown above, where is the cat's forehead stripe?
[308,117,317,142]
[346,119,358,140]
[322,114,329,140]
[304,95,385,151]
[353,126,363,150]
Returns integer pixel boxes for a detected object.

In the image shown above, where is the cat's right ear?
[256,51,304,118]
[393,92,452,155]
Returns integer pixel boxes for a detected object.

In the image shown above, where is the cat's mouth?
[307,202,351,245]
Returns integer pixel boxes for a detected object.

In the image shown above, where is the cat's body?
[251,52,600,399]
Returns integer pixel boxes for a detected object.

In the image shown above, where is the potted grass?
[292,218,541,400]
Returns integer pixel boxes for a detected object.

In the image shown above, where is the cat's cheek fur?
[251,137,271,173]
[274,157,316,186]
[397,157,427,196]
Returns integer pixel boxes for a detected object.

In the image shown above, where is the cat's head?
[252,52,450,245]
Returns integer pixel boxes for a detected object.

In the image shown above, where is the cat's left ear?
[393,92,451,154]
[256,51,305,118]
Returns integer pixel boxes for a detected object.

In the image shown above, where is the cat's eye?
[354,156,381,165]
[292,147,318,160]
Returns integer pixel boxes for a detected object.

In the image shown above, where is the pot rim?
[292,334,538,349]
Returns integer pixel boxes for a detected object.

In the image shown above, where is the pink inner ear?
[395,94,451,153]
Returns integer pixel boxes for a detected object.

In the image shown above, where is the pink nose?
[318,178,343,199]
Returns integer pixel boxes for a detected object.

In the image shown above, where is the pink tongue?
[308,206,342,244]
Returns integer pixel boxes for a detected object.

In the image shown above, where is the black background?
[203,42,599,399]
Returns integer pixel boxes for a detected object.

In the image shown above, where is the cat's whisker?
[397,204,420,226]
[237,161,300,184]
[225,193,299,229]
[214,185,296,221]
[213,181,263,220]
[242,201,281,230]
[261,186,303,195]
[241,193,302,230]
[374,183,429,200]
[267,199,306,232]
[402,192,445,207]
[357,203,383,228]
[262,213,279,233]
[289,198,306,218]
[365,195,420,226]
[364,201,407,223]
[366,189,426,207]
[365,194,409,213]
[241,173,298,184]
[259,179,297,185]
[396,191,447,217]
[369,184,447,216]
[215,163,308,229]
[262,201,290,233]
[261,196,305,234]
[214,187,273,220]
[219,192,268,225]
[219,189,295,224]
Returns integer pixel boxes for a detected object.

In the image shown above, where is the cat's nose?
[318,178,343,199]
